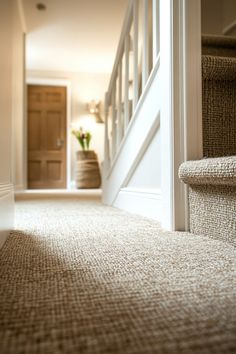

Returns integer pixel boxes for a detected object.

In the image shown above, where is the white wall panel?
[127,130,161,189]
[0,0,24,248]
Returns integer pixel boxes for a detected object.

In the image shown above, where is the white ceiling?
[23,0,127,73]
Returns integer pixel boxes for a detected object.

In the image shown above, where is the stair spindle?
[142,0,149,90]
[152,0,160,63]
[124,34,130,131]
[133,0,139,111]
[117,63,123,147]
[104,92,110,172]
[111,84,117,160]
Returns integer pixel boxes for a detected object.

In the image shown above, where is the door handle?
[56,138,64,147]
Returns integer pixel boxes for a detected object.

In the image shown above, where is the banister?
[104,0,160,169]
[106,0,134,103]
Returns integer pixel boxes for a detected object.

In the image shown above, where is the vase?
[75,150,101,189]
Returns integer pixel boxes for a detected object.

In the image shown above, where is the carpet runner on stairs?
[202,55,236,157]
[179,35,236,241]
[179,156,236,245]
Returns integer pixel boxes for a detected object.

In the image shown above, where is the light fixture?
[36,3,46,11]
[87,100,103,123]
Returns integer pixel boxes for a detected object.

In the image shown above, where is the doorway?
[27,85,67,189]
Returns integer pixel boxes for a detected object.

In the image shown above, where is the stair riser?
[202,80,236,157]
[189,185,236,246]
[202,56,236,157]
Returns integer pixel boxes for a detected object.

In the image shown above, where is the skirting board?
[15,189,102,200]
[0,183,14,249]
[114,187,162,221]
[14,184,25,191]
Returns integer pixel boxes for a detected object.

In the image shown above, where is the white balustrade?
[104,0,160,173]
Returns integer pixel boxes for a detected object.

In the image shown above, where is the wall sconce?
[87,100,103,123]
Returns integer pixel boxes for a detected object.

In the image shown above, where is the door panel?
[27,85,67,189]
[46,111,62,151]
[28,111,41,150]
[28,161,42,181]
[47,161,62,180]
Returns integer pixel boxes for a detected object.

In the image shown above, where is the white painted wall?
[127,130,161,189]
[0,0,24,248]
[201,0,223,34]
[12,1,25,191]
[27,70,109,187]
[0,0,13,185]
[222,0,236,35]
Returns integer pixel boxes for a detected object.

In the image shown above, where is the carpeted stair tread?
[180,36,236,246]
[202,34,236,57]
[202,55,236,80]
[179,157,236,246]
[179,156,236,186]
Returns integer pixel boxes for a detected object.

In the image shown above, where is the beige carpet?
[0,197,236,354]
[179,156,236,245]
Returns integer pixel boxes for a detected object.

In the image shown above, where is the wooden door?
[27,85,67,189]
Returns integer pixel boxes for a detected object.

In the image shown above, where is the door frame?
[26,78,72,189]
[160,0,203,231]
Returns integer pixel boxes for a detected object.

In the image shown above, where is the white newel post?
[160,0,202,231]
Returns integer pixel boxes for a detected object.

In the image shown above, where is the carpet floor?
[0,197,236,354]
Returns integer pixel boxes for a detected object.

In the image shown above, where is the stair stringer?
[102,62,162,221]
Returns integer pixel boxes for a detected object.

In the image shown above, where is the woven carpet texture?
[202,55,236,157]
[0,198,236,354]
[179,157,236,245]
[179,156,236,186]
[179,35,236,243]
[189,184,236,246]
[202,35,236,57]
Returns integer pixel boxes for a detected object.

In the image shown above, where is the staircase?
[179,36,236,245]
[102,0,162,220]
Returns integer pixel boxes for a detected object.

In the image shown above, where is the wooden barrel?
[75,150,101,189]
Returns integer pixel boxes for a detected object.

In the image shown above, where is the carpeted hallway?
[0,197,236,354]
